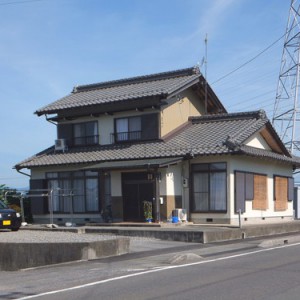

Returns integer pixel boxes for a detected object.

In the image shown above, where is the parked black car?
[0,200,21,231]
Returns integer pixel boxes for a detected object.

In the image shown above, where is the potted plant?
[143,201,153,222]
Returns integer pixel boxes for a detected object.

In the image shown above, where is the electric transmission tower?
[272,0,300,155]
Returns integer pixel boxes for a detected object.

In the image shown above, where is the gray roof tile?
[36,67,201,115]
[15,110,300,170]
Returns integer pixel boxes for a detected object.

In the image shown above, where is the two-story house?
[15,66,300,225]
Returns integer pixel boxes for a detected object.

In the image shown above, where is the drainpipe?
[45,114,57,126]
[16,168,31,178]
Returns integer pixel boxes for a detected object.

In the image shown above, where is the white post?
[49,189,54,226]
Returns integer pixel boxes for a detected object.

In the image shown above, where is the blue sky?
[0,0,290,188]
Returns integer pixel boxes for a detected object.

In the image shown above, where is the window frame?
[113,113,159,143]
[46,171,100,214]
[72,121,99,146]
[114,116,142,142]
[191,162,227,213]
[234,170,268,213]
[273,175,294,211]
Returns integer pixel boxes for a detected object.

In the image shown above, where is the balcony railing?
[112,131,142,143]
[73,135,99,146]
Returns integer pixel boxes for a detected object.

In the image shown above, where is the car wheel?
[11,228,19,232]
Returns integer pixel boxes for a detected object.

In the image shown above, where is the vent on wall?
[55,139,68,152]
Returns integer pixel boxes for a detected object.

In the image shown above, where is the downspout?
[16,168,31,177]
[45,114,57,126]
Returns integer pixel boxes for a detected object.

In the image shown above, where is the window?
[234,171,268,212]
[252,174,268,210]
[192,163,227,212]
[235,172,254,213]
[113,113,159,143]
[73,121,98,146]
[46,171,99,213]
[274,176,294,211]
[115,116,141,142]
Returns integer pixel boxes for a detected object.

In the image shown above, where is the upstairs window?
[115,116,141,142]
[73,121,98,146]
[114,113,159,143]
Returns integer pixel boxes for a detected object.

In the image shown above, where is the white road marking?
[16,241,300,300]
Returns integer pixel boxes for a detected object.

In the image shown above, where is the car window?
[0,200,8,209]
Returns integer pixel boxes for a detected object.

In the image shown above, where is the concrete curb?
[0,237,130,271]
[19,221,300,244]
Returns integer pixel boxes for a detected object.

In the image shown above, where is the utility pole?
[272,0,300,155]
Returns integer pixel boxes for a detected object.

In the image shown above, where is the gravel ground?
[0,230,119,243]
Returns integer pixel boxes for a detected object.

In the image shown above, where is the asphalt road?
[1,236,300,300]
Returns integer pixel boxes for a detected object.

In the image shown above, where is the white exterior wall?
[245,133,271,150]
[189,155,294,225]
[228,156,293,225]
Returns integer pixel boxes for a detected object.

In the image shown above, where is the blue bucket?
[172,216,179,223]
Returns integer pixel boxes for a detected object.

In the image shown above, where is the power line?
[211,32,287,85]
[0,0,45,6]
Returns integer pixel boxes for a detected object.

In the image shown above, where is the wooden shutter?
[274,176,288,211]
[29,179,48,214]
[235,172,245,213]
[288,177,294,201]
[252,174,268,210]
[245,173,254,200]
[141,113,159,140]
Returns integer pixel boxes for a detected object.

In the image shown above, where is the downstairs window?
[192,163,227,212]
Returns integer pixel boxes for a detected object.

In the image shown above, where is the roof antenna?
[204,34,208,114]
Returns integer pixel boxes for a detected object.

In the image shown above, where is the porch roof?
[81,157,183,170]
[15,110,300,171]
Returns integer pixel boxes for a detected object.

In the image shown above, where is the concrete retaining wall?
[0,237,130,271]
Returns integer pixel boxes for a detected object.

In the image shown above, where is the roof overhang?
[81,157,183,171]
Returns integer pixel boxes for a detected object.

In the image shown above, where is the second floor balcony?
[111,131,142,143]
[73,135,99,146]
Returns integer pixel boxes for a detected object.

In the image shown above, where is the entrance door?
[122,173,154,222]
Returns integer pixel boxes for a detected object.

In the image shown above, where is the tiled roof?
[35,67,202,116]
[15,110,300,170]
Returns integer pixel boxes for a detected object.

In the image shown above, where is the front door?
[122,173,154,222]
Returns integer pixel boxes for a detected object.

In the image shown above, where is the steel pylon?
[272,0,300,154]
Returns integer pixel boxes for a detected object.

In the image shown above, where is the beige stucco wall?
[161,88,204,137]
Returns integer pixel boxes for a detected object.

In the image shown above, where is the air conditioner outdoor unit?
[55,139,67,151]
[172,208,188,222]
